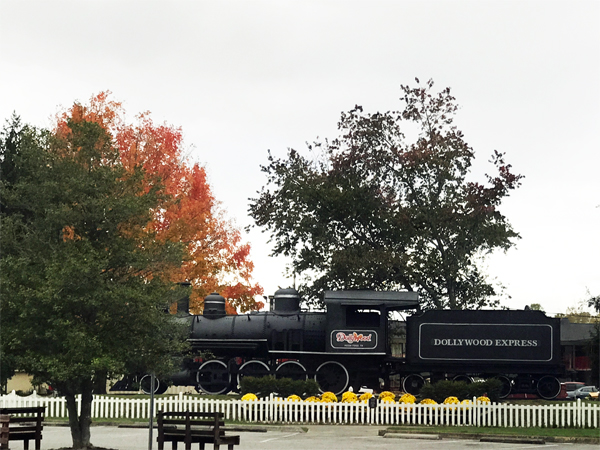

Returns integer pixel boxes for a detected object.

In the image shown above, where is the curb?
[480,436,545,444]
[384,433,440,440]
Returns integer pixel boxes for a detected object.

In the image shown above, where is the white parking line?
[260,432,301,443]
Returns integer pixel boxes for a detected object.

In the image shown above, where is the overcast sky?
[1,0,598,315]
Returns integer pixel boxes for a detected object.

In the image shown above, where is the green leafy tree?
[0,116,187,449]
[588,294,600,315]
[555,299,599,323]
[250,80,523,309]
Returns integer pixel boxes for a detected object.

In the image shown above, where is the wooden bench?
[0,416,8,450]
[157,410,240,450]
[0,406,45,450]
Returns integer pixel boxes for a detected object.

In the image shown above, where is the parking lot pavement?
[7,425,599,450]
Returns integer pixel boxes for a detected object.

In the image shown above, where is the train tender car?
[171,288,419,395]
[403,309,564,399]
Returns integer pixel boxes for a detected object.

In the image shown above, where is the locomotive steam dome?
[273,288,301,313]
[203,292,226,318]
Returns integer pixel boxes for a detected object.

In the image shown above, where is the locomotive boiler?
[166,288,564,399]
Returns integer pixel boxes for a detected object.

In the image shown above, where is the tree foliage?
[0,115,188,448]
[555,297,600,324]
[55,93,263,313]
[528,303,545,312]
[250,80,523,309]
[1,93,263,448]
[588,294,600,314]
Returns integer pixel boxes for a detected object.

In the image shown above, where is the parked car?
[566,385,599,400]
[557,382,585,399]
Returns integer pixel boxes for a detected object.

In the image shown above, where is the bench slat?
[0,407,44,415]
[161,419,224,427]
[8,425,41,433]
[163,431,226,437]
[6,431,38,438]
[5,417,43,424]
[159,411,217,416]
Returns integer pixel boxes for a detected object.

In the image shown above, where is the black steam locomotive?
[163,288,564,399]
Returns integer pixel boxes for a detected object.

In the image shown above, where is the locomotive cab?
[324,291,419,354]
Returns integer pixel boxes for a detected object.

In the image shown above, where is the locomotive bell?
[203,292,226,318]
[273,288,301,313]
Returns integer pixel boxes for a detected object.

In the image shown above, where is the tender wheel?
[197,360,231,395]
[276,361,307,381]
[140,375,168,395]
[537,375,561,400]
[402,374,425,395]
[453,374,473,384]
[496,375,512,399]
[315,361,349,395]
[237,360,271,385]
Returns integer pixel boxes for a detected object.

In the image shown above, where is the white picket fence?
[1,391,599,428]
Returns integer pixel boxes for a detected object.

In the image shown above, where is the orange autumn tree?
[56,92,263,313]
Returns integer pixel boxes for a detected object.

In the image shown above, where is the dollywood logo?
[336,331,373,343]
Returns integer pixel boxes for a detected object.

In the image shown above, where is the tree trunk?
[93,371,107,394]
[65,382,93,449]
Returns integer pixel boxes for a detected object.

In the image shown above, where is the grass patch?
[98,393,241,400]
[386,425,600,438]
[505,399,598,406]
[46,416,261,427]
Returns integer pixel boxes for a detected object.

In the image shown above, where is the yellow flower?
[342,391,358,403]
[443,396,460,405]
[241,393,258,401]
[304,396,321,402]
[477,396,491,404]
[460,399,472,409]
[320,391,338,403]
[419,398,437,405]
[359,392,373,402]
[287,394,302,402]
[399,393,416,404]
[379,391,396,401]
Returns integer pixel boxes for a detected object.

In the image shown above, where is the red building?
[560,319,596,385]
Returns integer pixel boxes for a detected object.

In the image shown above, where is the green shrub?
[419,378,502,403]
[240,376,319,398]
[15,389,34,397]
[240,376,275,397]
[419,380,467,403]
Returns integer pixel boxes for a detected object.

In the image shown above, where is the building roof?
[560,319,597,345]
